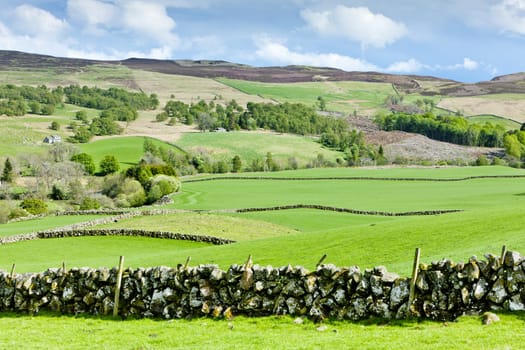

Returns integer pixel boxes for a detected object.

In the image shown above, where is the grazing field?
[217,78,395,114]
[174,131,345,166]
[466,114,521,130]
[438,94,525,123]
[80,136,185,169]
[0,236,209,272]
[132,70,271,107]
[2,166,525,276]
[1,312,524,350]
[0,117,50,155]
[96,212,297,241]
[2,164,525,349]
[0,65,135,89]
[0,215,106,237]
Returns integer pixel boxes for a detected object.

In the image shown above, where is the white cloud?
[121,1,178,44]
[254,36,378,71]
[386,58,424,73]
[67,0,118,35]
[460,57,479,70]
[12,4,68,37]
[301,5,407,48]
[491,0,525,35]
[66,0,180,50]
[384,56,488,76]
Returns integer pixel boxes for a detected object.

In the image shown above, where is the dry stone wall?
[2,250,525,321]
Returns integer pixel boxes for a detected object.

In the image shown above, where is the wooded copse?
[158,99,368,157]
[375,112,506,147]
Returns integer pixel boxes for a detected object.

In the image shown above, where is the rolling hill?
[3,50,525,97]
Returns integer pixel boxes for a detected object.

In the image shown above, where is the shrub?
[8,207,29,220]
[20,198,48,215]
[475,155,489,166]
[115,179,146,207]
[50,183,69,200]
[50,121,60,131]
[146,175,180,203]
[156,112,169,122]
[79,197,101,210]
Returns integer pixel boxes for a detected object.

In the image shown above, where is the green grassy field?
[174,131,344,167]
[97,212,297,241]
[2,166,525,276]
[466,114,521,130]
[1,312,524,350]
[217,78,395,114]
[0,236,208,272]
[80,136,185,170]
[0,215,106,237]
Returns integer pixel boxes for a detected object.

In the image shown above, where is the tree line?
[375,112,506,147]
[0,84,158,117]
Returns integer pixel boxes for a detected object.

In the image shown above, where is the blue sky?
[0,0,524,82]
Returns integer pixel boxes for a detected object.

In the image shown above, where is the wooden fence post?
[183,256,191,270]
[500,245,507,265]
[10,264,15,279]
[316,254,327,268]
[113,256,125,317]
[408,248,421,316]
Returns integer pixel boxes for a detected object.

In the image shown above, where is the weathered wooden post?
[183,256,191,270]
[500,245,507,265]
[408,248,421,316]
[113,256,125,317]
[316,254,327,268]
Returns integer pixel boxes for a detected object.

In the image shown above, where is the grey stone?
[505,251,523,267]
[390,278,409,309]
[370,275,383,297]
[507,294,525,311]
[473,278,489,300]
[488,278,507,304]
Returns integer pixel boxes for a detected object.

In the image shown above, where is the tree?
[75,110,89,124]
[1,158,14,182]
[197,113,216,131]
[41,104,55,115]
[265,152,279,171]
[71,126,92,143]
[29,101,42,114]
[504,134,522,159]
[232,155,242,173]
[317,96,326,111]
[50,121,60,131]
[71,153,96,175]
[99,155,120,176]
[50,183,69,200]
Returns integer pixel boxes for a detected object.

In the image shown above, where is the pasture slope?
[2,165,525,277]
[1,166,525,348]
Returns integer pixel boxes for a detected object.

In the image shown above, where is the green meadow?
[1,66,525,348]
[2,166,525,277]
[217,78,395,114]
[1,312,524,350]
[466,114,521,130]
[80,136,184,169]
[174,131,344,166]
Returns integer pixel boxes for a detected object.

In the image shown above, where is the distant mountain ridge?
[0,50,524,96]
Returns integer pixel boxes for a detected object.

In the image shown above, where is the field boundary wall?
[1,250,525,321]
